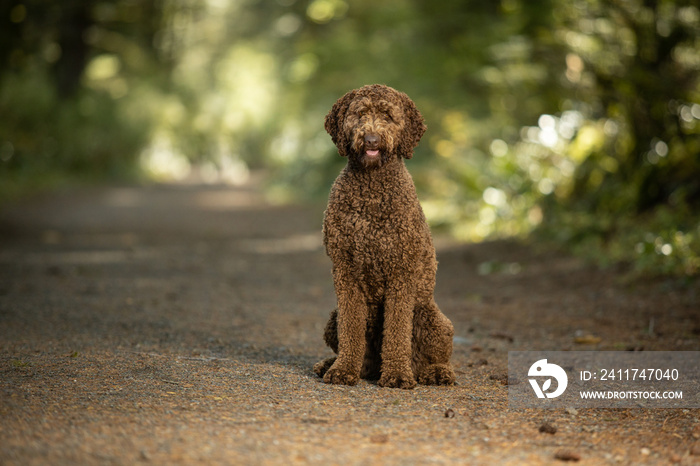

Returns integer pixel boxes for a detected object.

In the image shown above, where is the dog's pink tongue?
[366,149,380,157]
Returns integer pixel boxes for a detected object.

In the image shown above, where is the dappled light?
[1,0,698,276]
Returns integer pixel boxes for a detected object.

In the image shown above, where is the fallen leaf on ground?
[369,434,389,444]
[574,334,601,344]
[489,332,514,342]
[554,449,581,462]
[539,422,557,434]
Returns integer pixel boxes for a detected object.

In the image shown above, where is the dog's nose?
[364,133,379,148]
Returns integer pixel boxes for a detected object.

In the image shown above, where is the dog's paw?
[417,364,456,386]
[313,357,336,378]
[323,364,359,386]
[378,371,417,390]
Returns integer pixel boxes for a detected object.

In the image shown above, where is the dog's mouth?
[357,145,387,169]
[350,135,387,168]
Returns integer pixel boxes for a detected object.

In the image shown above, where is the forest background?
[1,0,699,277]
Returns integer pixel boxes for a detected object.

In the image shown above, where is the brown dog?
[313,84,455,389]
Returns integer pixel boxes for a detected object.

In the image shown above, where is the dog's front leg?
[323,272,367,386]
[378,284,417,389]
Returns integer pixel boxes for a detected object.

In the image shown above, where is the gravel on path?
[1,178,698,465]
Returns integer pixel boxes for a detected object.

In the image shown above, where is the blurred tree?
[560,0,700,212]
[0,0,176,187]
[534,0,700,275]
[0,0,697,274]
[53,3,91,97]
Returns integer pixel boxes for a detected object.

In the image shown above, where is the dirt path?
[0,176,698,465]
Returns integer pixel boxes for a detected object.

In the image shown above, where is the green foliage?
[538,202,700,277]
[1,0,698,277]
[0,1,159,195]
[0,68,151,198]
[527,0,700,278]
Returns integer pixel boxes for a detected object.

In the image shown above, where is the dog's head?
[324,84,426,168]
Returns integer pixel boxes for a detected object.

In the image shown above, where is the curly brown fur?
[315,84,455,389]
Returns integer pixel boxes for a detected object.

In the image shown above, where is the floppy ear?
[396,91,426,159]
[324,90,357,157]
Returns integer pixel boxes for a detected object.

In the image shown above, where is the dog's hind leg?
[313,309,339,377]
[412,300,456,385]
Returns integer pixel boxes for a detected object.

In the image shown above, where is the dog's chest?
[339,190,418,261]
[325,168,428,275]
